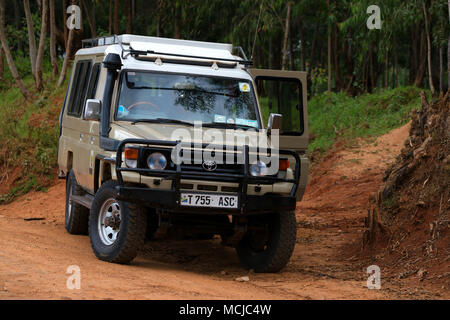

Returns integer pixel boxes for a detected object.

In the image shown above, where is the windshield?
[116,71,260,129]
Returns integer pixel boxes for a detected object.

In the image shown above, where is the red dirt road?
[0,123,447,299]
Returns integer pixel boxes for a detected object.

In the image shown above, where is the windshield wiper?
[131,118,195,126]
[202,122,258,130]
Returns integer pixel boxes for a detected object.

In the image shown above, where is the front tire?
[65,170,89,235]
[236,210,297,273]
[89,180,147,264]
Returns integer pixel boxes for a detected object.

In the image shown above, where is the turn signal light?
[279,159,290,171]
[125,148,139,160]
[124,148,139,168]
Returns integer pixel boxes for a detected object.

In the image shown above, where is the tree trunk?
[384,53,389,89]
[63,0,67,46]
[57,15,75,87]
[299,22,305,71]
[369,43,374,92]
[173,2,181,39]
[281,1,291,70]
[49,0,58,76]
[82,0,96,38]
[36,0,48,91]
[439,45,443,93]
[24,0,37,82]
[333,23,341,90]
[415,30,426,87]
[14,0,23,53]
[126,0,132,34]
[289,19,294,70]
[156,0,161,37]
[448,0,450,91]
[327,0,332,93]
[113,0,118,34]
[422,0,435,95]
[308,23,318,76]
[393,35,398,88]
[410,26,418,84]
[0,0,30,99]
[108,0,112,34]
[0,45,4,81]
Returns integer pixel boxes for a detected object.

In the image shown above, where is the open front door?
[249,69,309,154]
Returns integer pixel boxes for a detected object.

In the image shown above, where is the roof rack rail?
[82,35,119,48]
[81,35,253,67]
[123,48,253,66]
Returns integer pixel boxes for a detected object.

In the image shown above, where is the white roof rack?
[81,34,252,67]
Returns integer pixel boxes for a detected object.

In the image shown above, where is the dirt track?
[0,123,448,299]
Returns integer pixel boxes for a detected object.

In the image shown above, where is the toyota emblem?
[202,160,217,171]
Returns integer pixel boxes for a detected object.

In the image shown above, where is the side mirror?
[84,99,101,121]
[267,113,282,134]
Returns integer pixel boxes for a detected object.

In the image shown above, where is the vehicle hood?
[111,122,272,148]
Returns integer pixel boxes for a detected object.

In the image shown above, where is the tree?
[49,0,58,76]
[23,0,37,82]
[58,1,76,87]
[82,0,97,38]
[422,0,435,95]
[125,0,132,34]
[113,0,118,34]
[108,0,112,34]
[0,0,30,99]
[0,45,4,81]
[281,1,291,70]
[36,0,48,91]
[327,0,332,93]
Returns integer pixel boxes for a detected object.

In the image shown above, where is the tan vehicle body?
[58,53,309,200]
[58,35,309,271]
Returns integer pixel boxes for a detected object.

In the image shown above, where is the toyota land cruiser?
[58,35,309,272]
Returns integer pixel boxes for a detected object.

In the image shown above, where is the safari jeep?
[58,35,309,272]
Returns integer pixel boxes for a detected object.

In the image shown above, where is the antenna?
[251,1,263,60]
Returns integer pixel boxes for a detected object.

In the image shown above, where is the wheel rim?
[98,198,121,246]
[67,181,73,220]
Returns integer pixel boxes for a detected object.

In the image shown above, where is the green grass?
[0,66,69,203]
[307,86,428,153]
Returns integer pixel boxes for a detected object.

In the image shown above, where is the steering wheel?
[127,101,161,112]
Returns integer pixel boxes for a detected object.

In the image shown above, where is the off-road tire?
[65,170,89,235]
[236,210,297,273]
[89,180,147,264]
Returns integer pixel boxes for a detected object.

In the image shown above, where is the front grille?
[197,184,218,191]
[221,186,239,193]
[180,163,243,174]
[180,183,194,190]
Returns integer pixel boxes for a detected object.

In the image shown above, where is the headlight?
[250,161,268,176]
[147,152,167,170]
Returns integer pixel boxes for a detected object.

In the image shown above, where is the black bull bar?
[114,139,301,214]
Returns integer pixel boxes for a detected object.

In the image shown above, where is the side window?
[67,60,92,117]
[255,77,304,135]
[86,63,101,100]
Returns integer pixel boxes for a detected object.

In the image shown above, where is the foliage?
[0,68,68,203]
[308,86,428,152]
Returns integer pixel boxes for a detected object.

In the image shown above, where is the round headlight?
[147,152,167,170]
[250,161,268,177]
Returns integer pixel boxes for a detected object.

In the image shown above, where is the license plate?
[180,193,239,209]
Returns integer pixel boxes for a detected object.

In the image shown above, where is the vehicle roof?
[75,34,253,80]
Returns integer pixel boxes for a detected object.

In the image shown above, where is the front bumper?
[114,139,301,215]
[115,186,296,215]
